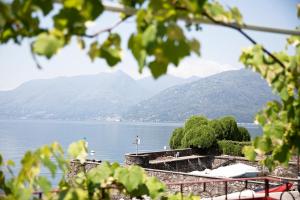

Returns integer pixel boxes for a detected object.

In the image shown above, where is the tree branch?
[30,43,42,69]
[201,11,286,69]
[84,16,131,38]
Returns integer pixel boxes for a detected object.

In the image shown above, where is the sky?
[0,0,299,90]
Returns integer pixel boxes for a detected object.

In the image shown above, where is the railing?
[165,177,299,200]
[29,177,298,199]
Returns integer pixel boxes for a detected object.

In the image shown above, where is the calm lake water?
[0,120,262,184]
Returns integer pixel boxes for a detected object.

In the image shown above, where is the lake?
[0,119,262,182]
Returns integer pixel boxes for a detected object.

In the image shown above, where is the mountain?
[137,75,199,97]
[124,69,278,123]
[0,69,277,122]
[0,71,196,120]
[0,71,149,120]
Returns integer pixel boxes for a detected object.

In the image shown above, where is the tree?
[169,115,249,150]
[208,119,224,140]
[169,127,184,149]
[184,115,209,131]
[181,125,216,149]
[238,126,251,142]
[219,116,240,141]
[0,0,299,170]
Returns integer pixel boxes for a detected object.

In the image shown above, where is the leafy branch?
[201,11,286,70]
[84,15,132,38]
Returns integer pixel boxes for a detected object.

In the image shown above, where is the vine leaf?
[33,33,64,59]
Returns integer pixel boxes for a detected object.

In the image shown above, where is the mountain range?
[124,69,278,122]
[0,69,278,122]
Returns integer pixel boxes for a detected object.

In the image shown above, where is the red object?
[242,198,276,200]
[256,183,293,193]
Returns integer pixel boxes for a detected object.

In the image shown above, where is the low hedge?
[217,140,251,156]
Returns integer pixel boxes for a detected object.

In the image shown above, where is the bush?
[184,115,209,131]
[238,126,251,141]
[169,127,184,149]
[181,125,216,149]
[217,140,251,156]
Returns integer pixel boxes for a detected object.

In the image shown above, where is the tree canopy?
[169,115,251,150]
[0,0,300,169]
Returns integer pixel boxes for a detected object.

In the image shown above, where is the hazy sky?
[0,0,299,90]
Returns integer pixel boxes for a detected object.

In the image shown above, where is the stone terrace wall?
[212,156,299,178]
[145,168,265,198]
[67,160,264,198]
[67,159,296,198]
[125,149,300,178]
[125,148,201,166]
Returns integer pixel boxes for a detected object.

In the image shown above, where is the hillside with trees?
[125,69,278,122]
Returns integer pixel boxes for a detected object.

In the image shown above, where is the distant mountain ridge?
[0,69,277,122]
[0,71,191,120]
[124,69,278,123]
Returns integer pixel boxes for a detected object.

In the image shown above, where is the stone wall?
[145,168,265,198]
[67,159,297,198]
[124,148,200,166]
[148,156,214,172]
[212,156,299,178]
[125,149,300,178]
[66,159,102,182]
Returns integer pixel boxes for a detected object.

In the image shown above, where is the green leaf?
[273,144,290,163]
[188,39,201,56]
[33,33,64,58]
[32,0,54,15]
[149,60,168,78]
[88,41,99,61]
[145,177,166,199]
[63,0,84,10]
[54,8,86,35]
[114,166,145,192]
[81,0,104,20]
[128,34,146,71]
[87,162,114,184]
[36,176,52,194]
[167,24,184,41]
[163,39,190,66]
[99,33,122,66]
[6,160,15,167]
[243,145,256,161]
[41,157,57,178]
[230,7,243,24]
[100,47,122,66]
[142,24,157,46]
[67,140,88,164]
[77,37,85,49]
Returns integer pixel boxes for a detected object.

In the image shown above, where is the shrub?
[217,140,251,156]
[181,125,216,149]
[238,126,251,141]
[169,127,184,149]
[184,115,209,131]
